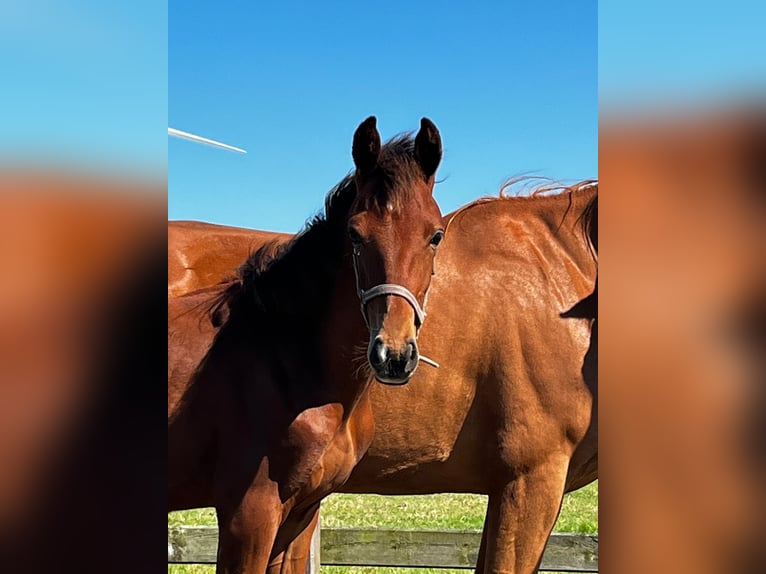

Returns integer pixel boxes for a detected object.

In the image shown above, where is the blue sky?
[169,1,597,232]
[2,1,761,212]
[599,1,766,108]
[1,1,166,178]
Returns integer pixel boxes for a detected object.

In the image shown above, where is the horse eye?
[430,230,445,247]
[348,227,363,245]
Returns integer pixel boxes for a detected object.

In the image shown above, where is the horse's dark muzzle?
[368,336,419,385]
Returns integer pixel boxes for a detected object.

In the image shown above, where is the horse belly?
[167,420,216,510]
[341,372,486,494]
[341,454,488,494]
[341,414,489,494]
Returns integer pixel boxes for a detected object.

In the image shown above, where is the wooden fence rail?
[168,526,598,572]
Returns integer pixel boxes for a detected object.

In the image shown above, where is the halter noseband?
[352,246,439,369]
[351,246,428,331]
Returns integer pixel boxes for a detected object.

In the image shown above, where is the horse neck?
[533,195,598,302]
[224,251,372,416]
[452,196,597,296]
[316,259,376,413]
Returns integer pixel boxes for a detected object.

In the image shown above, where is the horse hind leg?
[482,457,569,574]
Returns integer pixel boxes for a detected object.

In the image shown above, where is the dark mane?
[208,133,423,330]
[357,133,425,212]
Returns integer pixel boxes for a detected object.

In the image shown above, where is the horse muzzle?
[367,335,419,385]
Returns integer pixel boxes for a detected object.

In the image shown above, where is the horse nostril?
[406,340,419,365]
[368,337,388,369]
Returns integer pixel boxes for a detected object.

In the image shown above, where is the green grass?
[168,481,597,573]
[319,493,489,531]
[167,507,217,528]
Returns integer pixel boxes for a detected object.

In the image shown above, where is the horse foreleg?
[216,495,282,574]
[266,506,319,574]
[482,458,569,574]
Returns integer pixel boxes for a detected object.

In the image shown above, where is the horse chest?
[318,425,369,491]
[276,406,362,503]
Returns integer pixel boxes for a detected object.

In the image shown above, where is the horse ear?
[352,116,381,174]
[414,117,442,181]
[210,296,232,328]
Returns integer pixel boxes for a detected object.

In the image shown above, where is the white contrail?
[168,127,247,154]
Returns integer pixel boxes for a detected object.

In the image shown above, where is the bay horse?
[169,181,598,573]
[168,116,446,573]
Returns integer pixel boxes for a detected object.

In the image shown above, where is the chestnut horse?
[169,181,598,573]
[168,222,291,297]
[168,116,446,573]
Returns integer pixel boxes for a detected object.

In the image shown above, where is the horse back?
[168,220,290,296]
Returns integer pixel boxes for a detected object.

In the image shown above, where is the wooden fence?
[168,525,598,572]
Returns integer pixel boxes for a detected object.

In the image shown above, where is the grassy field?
[168,481,597,573]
